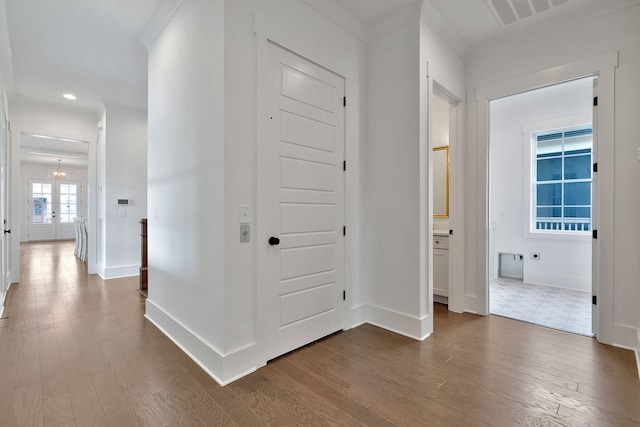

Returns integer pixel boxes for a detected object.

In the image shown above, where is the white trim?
[636,328,640,379]
[0,282,10,318]
[473,51,632,347]
[300,0,367,41]
[98,264,139,280]
[145,299,261,386]
[139,0,184,50]
[365,304,432,341]
[349,303,367,329]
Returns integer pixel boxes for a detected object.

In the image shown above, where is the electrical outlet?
[531,252,540,260]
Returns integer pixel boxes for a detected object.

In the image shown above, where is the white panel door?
[28,180,81,241]
[0,97,7,297]
[260,42,345,361]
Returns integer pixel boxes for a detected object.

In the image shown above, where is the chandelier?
[47,159,72,180]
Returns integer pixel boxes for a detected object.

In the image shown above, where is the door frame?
[472,51,625,346]
[11,129,96,282]
[0,94,8,309]
[428,80,463,314]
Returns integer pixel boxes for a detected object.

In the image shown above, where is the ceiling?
[20,134,89,168]
[3,0,640,120]
[4,0,162,112]
[332,0,417,24]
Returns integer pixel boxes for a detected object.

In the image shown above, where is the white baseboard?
[636,329,640,380]
[0,282,11,318]
[145,299,259,386]
[365,304,431,341]
[349,304,367,328]
[98,264,140,279]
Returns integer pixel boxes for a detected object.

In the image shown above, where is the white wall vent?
[487,0,571,26]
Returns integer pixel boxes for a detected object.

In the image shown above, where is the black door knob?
[268,236,280,246]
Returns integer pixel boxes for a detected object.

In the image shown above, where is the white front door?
[28,180,81,241]
[259,42,345,361]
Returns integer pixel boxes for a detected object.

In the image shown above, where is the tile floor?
[490,277,593,336]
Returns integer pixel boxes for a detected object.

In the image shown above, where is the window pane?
[564,182,591,205]
[537,157,562,181]
[537,183,561,206]
[537,207,562,218]
[564,207,590,218]
[564,130,592,153]
[536,134,562,156]
[564,154,591,179]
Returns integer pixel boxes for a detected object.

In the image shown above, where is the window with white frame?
[533,127,592,233]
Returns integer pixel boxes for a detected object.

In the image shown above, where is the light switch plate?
[240,223,250,243]
[239,205,251,224]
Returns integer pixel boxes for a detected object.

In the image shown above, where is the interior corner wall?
[146,0,228,383]
[363,19,424,338]
[489,80,592,291]
[464,5,640,341]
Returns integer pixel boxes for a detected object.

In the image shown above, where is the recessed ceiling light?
[63,93,77,100]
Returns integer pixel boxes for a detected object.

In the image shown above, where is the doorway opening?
[20,133,89,243]
[488,76,595,336]
[431,82,460,310]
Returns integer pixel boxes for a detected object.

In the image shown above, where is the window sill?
[525,230,591,242]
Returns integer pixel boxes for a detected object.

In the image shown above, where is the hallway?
[0,242,638,426]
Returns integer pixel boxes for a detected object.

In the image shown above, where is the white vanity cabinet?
[433,235,449,300]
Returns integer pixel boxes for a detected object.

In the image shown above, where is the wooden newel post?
[140,218,148,295]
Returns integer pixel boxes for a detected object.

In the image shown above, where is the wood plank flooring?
[1,241,639,426]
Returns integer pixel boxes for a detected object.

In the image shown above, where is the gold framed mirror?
[433,146,449,218]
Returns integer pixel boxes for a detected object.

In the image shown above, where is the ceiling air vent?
[488,0,571,26]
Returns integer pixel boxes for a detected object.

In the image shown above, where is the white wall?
[96,108,106,273]
[490,79,592,291]
[464,4,640,348]
[420,2,466,313]
[146,0,368,384]
[364,17,425,336]
[224,0,366,355]
[146,0,228,383]
[96,103,147,279]
[19,162,88,242]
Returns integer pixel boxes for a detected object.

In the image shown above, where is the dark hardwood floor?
[1,241,638,426]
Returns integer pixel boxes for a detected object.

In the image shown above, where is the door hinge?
[593,96,598,106]
[343,96,346,107]
[592,295,597,305]
[449,229,453,236]
[343,160,346,171]
[593,162,598,173]
[343,290,346,301]
[592,229,598,239]
[343,226,346,236]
